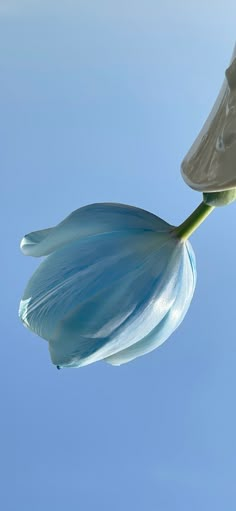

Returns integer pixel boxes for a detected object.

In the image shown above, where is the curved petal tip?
[20,228,53,256]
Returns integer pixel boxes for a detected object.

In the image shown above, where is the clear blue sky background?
[1,2,236,510]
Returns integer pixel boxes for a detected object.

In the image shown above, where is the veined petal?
[19,229,183,367]
[49,248,182,367]
[20,203,172,257]
[104,241,196,365]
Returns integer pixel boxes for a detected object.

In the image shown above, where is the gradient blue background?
[1,2,236,510]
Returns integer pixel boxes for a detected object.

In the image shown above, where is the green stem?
[174,201,215,241]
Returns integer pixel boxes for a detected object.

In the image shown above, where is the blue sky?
[1,2,236,510]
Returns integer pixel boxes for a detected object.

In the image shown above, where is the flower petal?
[104,241,196,365]
[19,229,185,367]
[20,203,172,257]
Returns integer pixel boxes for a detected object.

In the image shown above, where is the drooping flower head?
[19,203,196,368]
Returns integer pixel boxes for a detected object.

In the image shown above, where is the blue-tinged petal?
[20,203,172,257]
[19,228,183,367]
[104,241,196,365]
